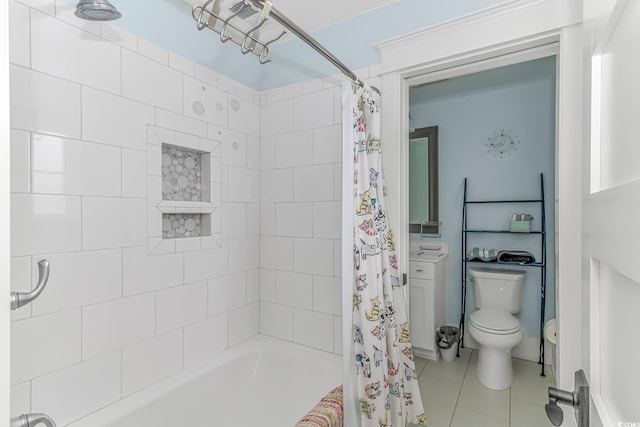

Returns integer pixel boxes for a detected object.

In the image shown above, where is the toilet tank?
[469,267,526,313]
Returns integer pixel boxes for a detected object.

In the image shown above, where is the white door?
[584,0,640,425]
[1,0,12,422]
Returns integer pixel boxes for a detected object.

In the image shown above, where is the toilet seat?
[470,309,520,335]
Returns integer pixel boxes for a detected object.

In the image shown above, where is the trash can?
[436,326,460,362]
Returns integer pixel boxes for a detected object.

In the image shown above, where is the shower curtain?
[345,82,426,427]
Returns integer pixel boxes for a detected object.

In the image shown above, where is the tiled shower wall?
[9,0,259,424]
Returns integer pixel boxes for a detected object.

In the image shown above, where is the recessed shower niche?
[147,126,221,255]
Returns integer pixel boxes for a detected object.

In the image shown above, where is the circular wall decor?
[484,129,520,160]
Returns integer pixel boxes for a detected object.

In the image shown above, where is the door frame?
[1,0,12,421]
[376,0,584,402]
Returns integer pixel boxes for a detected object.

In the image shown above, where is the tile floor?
[408,348,555,427]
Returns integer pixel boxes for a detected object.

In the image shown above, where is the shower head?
[74,0,122,21]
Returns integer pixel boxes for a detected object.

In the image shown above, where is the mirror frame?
[408,125,439,234]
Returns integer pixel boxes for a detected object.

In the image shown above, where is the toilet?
[467,267,526,390]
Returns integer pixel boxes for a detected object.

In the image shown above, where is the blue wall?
[409,57,556,338]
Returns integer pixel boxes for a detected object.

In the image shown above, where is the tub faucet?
[10,413,56,427]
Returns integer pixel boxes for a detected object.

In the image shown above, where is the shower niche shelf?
[147,126,221,255]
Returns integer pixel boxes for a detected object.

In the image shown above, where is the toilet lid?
[470,309,520,334]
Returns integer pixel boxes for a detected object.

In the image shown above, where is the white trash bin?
[437,326,460,362]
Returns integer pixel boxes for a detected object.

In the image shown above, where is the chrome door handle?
[10,259,50,311]
[10,413,56,427]
[545,369,589,426]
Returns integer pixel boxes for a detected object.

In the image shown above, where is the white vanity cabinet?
[408,254,447,360]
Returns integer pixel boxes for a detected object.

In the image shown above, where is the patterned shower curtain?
[348,83,427,427]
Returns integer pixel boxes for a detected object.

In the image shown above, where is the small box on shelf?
[509,213,533,233]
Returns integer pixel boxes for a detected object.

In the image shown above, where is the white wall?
[9,1,260,424]
[410,62,556,360]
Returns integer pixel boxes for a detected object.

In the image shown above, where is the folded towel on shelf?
[497,250,536,265]
[467,247,497,262]
[295,385,343,427]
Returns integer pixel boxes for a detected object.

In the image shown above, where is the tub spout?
[10,413,57,427]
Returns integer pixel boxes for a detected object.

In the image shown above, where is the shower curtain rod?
[247,0,370,89]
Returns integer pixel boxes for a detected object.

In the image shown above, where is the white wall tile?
[100,22,138,51]
[184,314,228,368]
[208,272,247,317]
[302,79,324,94]
[122,50,182,113]
[11,194,81,256]
[32,134,121,197]
[276,131,313,168]
[156,281,207,334]
[31,11,121,94]
[11,257,32,322]
[229,302,259,346]
[283,83,303,98]
[333,316,343,355]
[260,203,276,236]
[183,75,227,127]
[246,135,260,170]
[82,293,155,360]
[31,351,121,426]
[293,308,334,352]
[122,246,184,296]
[247,269,259,303]
[313,276,341,315]
[333,164,342,201]
[275,271,312,310]
[32,249,121,316]
[11,309,81,385]
[169,53,195,76]
[294,238,334,276]
[10,65,81,138]
[260,302,293,341]
[228,96,259,137]
[137,38,169,65]
[313,125,342,164]
[228,236,260,273]
[313,201,341,239]
[9,0,30,68]
[16,0,54,15]
[333,87,342,125]
[82,87,155,151]
[261,99,293,137]
[294,165,334,201]
[227,167,259,203]
[221,129,247,167]
[217,75,237,95]
[261,169,293,202]
[261,236,293,271]
[122,149,148,198]
[183,247,229,283]
[10,129,30,193]
[221,203,246,238]
[260,136,276,170]
[122,330,183,396]
[334,240,342,277]
[294,90,334,131]
[10,382,30,418]
[260,269,276,303]
[156,109,207,138]
[195,64,219,87]
[276,203,313,237]
[82,197,146,250]
[246,203,260,236]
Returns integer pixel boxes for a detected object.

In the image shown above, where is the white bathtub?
[68,335,342,427]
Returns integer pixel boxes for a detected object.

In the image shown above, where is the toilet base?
[476,346,514,391]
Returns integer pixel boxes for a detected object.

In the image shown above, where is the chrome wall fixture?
[10,259,50,311]
[10,413,56,427]
[74,0,122,21]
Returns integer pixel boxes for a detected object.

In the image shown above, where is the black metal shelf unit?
[459,173,547,376]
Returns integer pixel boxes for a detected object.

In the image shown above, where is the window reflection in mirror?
[408,126,439,234]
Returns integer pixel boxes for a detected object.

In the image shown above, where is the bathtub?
[68,335,342,427]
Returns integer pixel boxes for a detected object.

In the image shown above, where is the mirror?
[408,126,439,234]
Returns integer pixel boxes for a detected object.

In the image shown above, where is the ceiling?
[73,0,512,90]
